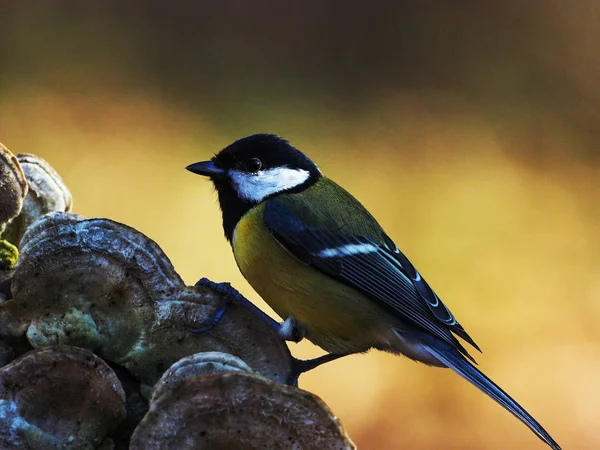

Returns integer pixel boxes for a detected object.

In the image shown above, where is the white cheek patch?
[318,243,379,258]
[229,167,311,202]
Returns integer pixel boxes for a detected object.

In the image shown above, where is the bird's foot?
[190,277,282,334]
[187,302,228,334]
[187,278,240,334]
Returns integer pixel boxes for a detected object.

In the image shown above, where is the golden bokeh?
[1,2,598,449]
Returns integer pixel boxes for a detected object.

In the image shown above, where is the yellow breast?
[231,203,394,353]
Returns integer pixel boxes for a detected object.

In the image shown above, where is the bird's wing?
[263,196,480,361]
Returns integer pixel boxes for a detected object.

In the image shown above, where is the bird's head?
[187,133,321,239]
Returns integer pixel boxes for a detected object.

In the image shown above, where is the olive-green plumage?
[263,176,387,240]
[232,177,398,353]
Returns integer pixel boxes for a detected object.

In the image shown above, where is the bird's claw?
[192,277,283,334]
[187,278,239,334]
[187,302,228,334]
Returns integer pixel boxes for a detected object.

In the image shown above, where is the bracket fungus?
[0,146,357,448]
[150,351,253,402]
[2,153,73,248]
[4,212,295,385]
[131,357,355,450]
[0,346,126,449]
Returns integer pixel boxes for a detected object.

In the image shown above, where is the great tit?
[186,133,560,450]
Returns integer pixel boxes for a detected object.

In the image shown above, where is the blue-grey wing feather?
[264,199,480,361]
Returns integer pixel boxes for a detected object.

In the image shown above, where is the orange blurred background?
[1,2,598,448]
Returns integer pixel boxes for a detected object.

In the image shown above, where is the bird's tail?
[425,344,561,450]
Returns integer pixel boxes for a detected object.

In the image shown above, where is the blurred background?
[1,1,598,448]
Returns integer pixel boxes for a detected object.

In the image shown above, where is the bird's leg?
[191,278,349,386]
[190,278,283,335]
[192,278,309,342]
[288,352,350,386]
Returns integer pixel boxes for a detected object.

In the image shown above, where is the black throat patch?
[214,179,255,242]
[214,173,320,242]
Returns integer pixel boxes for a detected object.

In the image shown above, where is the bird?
[186,133,560,450]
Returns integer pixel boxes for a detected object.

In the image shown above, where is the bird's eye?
[246,158,262,173]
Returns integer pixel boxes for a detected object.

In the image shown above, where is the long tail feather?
[426,345,561,450]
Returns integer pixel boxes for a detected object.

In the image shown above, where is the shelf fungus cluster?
[131,352,355,449]
[0,144,355,449]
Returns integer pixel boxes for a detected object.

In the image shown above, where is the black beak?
[185,160,225,177]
